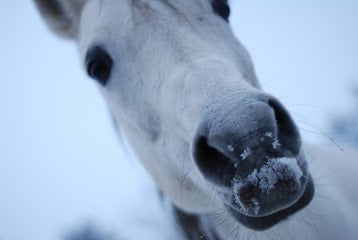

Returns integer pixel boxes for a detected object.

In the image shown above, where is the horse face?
[35,0,314,230]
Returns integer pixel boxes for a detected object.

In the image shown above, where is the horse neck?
[173,206,222,240]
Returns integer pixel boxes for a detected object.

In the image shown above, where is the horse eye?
[211,0,230,22]
[85,46,113,86]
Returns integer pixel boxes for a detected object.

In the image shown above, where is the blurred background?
[0,1,357,240]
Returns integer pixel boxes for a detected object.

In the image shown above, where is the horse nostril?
[193,136,236,187]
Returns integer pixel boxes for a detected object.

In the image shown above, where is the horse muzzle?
[191,94,314,230]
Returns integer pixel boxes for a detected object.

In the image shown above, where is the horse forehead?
[100,0,211,15]
[138,0,209,9]
[87,0,224,49]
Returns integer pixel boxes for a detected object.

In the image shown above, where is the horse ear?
[34,0,86,38]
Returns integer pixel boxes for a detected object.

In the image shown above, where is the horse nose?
[193,95,301,183]
[192,95,308,216]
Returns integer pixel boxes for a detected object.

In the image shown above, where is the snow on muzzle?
[231,155,308,217]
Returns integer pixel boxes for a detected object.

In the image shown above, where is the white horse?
[34,0,358,239]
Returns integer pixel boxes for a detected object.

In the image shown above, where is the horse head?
[34,0,314,232]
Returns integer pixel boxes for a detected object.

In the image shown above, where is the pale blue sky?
[0,1,357,240]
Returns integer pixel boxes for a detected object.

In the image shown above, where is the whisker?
[313,169,341,181]
[262,69,289,87]
[315,193,340,206]
[225,223,237,240]
[315,182,346,187]
[294,215,319,233]
[291,112,345,153]
[284,224,296,240]
[304,209,319,235]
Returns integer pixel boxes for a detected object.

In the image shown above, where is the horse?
[34,0,358,239]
